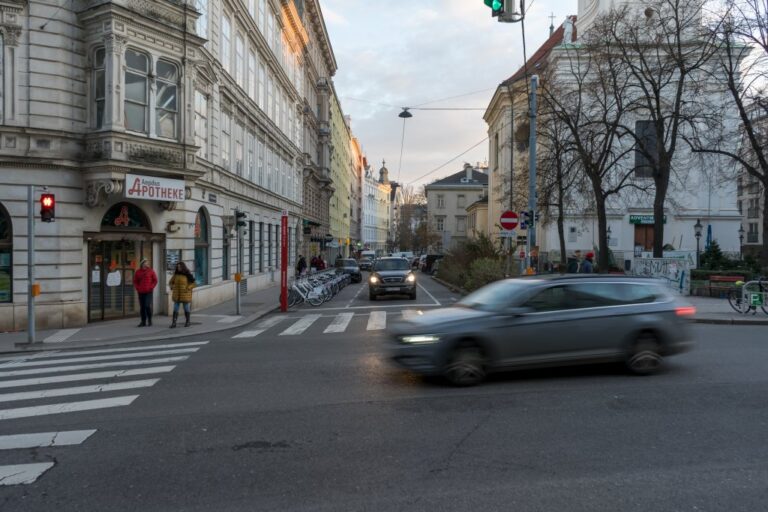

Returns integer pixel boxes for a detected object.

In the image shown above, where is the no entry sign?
[500,210,519,231]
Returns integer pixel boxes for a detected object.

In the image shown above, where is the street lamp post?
[694,219,703,268]
[738,224,745,260]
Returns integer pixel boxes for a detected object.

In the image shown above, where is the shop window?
[0,203,12,303]
[101,202,150,231]
[156,61,178,139]
[194,208,210,285]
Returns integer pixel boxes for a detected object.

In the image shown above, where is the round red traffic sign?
[500,210,519,231]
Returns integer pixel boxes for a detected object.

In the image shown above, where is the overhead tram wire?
[407,137,489,186]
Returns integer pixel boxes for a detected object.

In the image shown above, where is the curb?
[432,276,468,296]
[4,306,279,355]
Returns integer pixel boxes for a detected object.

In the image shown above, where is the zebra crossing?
[0,340,207,486]
[230,309,426,340]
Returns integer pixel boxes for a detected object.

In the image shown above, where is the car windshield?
[458,280,531,311]
[374,259,410,271]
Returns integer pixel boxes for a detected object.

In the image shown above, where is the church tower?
[378,160,390,185]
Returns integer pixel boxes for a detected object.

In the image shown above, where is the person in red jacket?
[134,258,158,327]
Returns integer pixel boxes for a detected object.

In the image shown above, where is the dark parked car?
[335,258,362,283]
[421,254,443,273]
[389,275,695,386]
[359,257,373,271]
[369,257,417,300]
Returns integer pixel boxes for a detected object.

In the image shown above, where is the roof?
[426,168,488,188]
[503,16,577,85]
[467,196,489,210]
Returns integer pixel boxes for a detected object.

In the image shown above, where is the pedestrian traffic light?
[235,210,247,229]
[520,210,531,230]
[484,0,505,16]
[40,193,55,223]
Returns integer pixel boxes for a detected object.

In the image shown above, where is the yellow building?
[329,87,352,257]
[467,197,489,239]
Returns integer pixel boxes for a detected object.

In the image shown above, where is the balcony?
[747,232,759,244]
[748,208,760,219]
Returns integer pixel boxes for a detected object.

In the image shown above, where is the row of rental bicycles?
[285,269,352,307]
[727,277,768,315]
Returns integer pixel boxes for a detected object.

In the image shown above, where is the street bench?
[708,275,744,298]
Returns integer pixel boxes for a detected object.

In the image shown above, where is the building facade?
[328,91,352,257]
[425,164,488,253]
[361,162,391,255]
[0,0,339,330]
[738,172,765,256]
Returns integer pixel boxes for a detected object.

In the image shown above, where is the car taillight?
[675,306,696,317]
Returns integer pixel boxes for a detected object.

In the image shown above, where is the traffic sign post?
[500,210,519,231]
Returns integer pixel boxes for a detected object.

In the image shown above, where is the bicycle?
[727,277,768,315]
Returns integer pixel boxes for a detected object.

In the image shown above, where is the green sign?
[750,293,764,307]
[629,215,667,225]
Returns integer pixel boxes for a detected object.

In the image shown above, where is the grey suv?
[389,276,694,385]
[369,257,417,300]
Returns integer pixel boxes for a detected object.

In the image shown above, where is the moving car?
[389,275,695,386]
[359,257,373,271]
[335,258,362,283]
[369,257,417,300]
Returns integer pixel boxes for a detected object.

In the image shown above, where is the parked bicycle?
[284,269,351,307]
[727,277,768,315]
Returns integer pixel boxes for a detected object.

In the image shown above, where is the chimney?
[464,162,473,181]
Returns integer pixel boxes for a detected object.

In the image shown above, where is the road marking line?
[7,348,199,368]
[0,366,176,389]
[0,379,160,403]
[42,329,81,344]
[0,463,55,485]
[0,430,97,450]
[300,304,441,311]
[367,311,387,331]
[0,341,209,362]
[418,283,442,306]
[401,309,420,321]
[279,314,321,336]
[0,395,139,421]
[231,330,266,339]
[217,316,242,324]
[346,284,365,308]
[256,316,285,329]
[324,312,354,333]
[0,357,188,378]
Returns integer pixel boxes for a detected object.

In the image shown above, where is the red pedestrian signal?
[40,193,55,222]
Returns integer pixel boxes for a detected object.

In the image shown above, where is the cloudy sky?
[321,0,573,190]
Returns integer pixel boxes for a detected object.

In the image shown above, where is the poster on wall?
[166,249,181,272]
[106,271,122,287]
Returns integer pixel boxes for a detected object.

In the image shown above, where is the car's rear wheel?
[627,332,663,375]
[444,343,486,386]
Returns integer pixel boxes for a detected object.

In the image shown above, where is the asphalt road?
[1,275,768,511]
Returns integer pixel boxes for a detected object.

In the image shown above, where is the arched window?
[156,60,178,139]
[0,203,12,303]
[194,208,210,285]
[93,47,106,129]
[124,49,149,133]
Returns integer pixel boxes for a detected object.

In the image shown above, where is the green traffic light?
[483,0,504,12]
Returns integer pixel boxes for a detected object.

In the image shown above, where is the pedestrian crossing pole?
[280,211,288,312]
[27,185,36,344]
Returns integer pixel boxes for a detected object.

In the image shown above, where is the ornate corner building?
[0,0,338,330]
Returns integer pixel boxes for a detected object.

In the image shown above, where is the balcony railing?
[747,232,759,244]
[748,208,760,219]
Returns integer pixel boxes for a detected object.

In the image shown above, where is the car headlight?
[406,274,416,283]
[400,334,441,344]
[369,276,379,284]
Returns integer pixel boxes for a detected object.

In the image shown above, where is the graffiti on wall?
[632,257,691,295]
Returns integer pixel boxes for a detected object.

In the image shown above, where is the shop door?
[634,225,654,251]
[88,240,151,321]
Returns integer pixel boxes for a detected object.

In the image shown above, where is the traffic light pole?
[527,75,538,272]
[27,185,36,344]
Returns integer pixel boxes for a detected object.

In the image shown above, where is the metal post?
[27,185,35,344]
[236,225,243,316]
[527,75,538,272]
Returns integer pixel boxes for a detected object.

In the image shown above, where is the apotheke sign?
[125,174,185,202]
[629,215,667,225]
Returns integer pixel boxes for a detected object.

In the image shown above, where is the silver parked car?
[389,276,695,386]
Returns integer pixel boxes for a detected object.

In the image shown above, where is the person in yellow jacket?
[169,261,196,328]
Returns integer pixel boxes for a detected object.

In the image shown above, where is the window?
[221,111,231,170]
[568,226,577,243]
[267,223,273,268]
[267,10,274,50]
[436,216,445,232]
[94,48,106,128]
[634,120,656,179]
[457,194,466,208]
[258,0,266,32]
[737,200,743,215]
[194,91,208,159]
[235,122,244,176]
[748,223,759,243]
[437,195,445,209]
[221,15,232,74]
[456,216,467,233]
[493,132,500,170]
[222,225,230,280]
[0,203,12,303]
[156,61,178,139]
[267,75,274,120]
[247,0,256,19]
[259,221,264,272]
[248,49,257,100]
[235,34,244,88]
[258,64,266,109]
[124,49,149,133]
[194,208,210,285]
[248,130,255,182]
[196,0,208,40]
[523,286,569,312]
[249,220,255,274]
[258,137,265,185]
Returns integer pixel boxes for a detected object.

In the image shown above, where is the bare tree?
[395,186,427,252]
[606,0,721,257]
[688,0,768,267]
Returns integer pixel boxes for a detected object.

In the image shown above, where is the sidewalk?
[687,296,768,326]
[0,284,281,354]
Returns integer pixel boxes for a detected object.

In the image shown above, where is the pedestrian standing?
[296,255,307,276]
[134,258,158,327]
[169,262,196,328]
[317,255,326,270]
[580,252,595,274]
[566,250,582,273]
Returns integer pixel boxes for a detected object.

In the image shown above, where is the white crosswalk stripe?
[279,314,321,336]
[323,313,355,333]
[0,341,207,486]
[401,309,421,321]
[231,317,285,339]
[367,311,387,331]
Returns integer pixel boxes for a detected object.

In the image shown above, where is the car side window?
[523,286,569,312]
[566,284,623,308]
[621,284,658,304]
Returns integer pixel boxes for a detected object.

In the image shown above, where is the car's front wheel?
[444,343,486,386]
[627,332,663,375]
